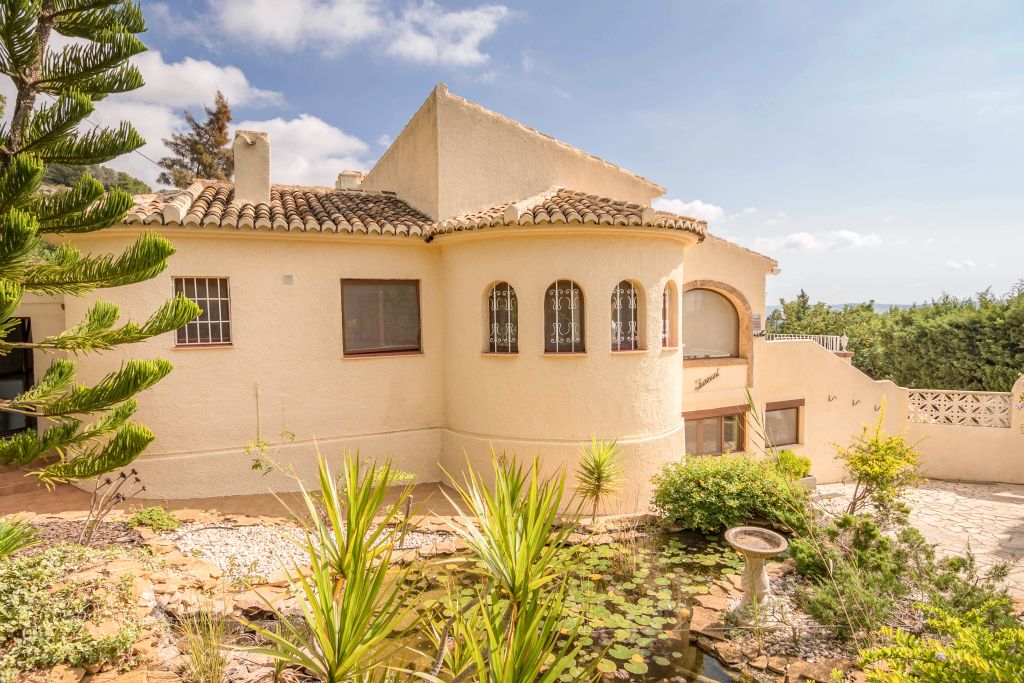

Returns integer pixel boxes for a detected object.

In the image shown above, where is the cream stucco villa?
[12,84,1024,506]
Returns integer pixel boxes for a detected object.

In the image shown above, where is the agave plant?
[241,453,417,683]
[576,437,623,523]
[0,516,38,558]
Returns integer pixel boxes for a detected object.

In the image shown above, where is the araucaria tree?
[157,90,232,188]
[0,1,199,484]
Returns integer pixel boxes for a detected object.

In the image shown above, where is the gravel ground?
[165,522,455,581]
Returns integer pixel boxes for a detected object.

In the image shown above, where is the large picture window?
[544,280,585,353]
[684,409,746,456]
[342,279,421,355]
[486,282,518,353]
[682,288,739,359]
[174,277,231,345]
[611,280,640,351]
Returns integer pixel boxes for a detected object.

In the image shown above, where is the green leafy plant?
[773,448,812,480]
[241,453,416,683]
[128,505,181,532]
[576,437,623,523]
[0,0,201,484]
[0,516,38,558]
[836,399,921,514]
[859,603,1024,682]
[439,452,592,683]
[0,545,140,678]
[651,454,807,533]
[178,607,230,683]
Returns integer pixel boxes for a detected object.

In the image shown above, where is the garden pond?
[405,532,748,682]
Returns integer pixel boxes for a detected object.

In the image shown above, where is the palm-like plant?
[241,453,417,683]
[439,453,596,683]
[576,437,623,523]
[0,516,38,558]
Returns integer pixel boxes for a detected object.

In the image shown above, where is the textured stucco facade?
[11,85,1023,504]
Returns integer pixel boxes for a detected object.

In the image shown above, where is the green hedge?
[651,455,807,533]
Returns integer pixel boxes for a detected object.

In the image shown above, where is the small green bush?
[860,603,1024,682]
[0,545,140,679]
[651,454,808,533]
[773,449,812,480]
[837,400,921,514]
[127,506,180,532]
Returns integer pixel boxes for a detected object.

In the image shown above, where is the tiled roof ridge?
[437,84,667,195]
[702,232,778,267]
[125,181,705,240]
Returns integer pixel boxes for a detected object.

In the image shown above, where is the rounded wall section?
[439,229,689,500]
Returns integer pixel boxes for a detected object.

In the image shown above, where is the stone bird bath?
[724,526,789,623]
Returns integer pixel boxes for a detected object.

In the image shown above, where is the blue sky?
[99,1,1024,304]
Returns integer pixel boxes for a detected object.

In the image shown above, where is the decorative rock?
[786,658,849,682]
[45,665,86,683]
[750,655,768,670]
[767,656,789,674]
[688,606,728,641]
[714,640,744,665]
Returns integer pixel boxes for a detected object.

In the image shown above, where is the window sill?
[661,345,680,352]
[541,352,587,357]
[343,350,424,359]
[611,348,647,355]
[481,352,519,357]
[683,356,746,367]
[173,343,233,349]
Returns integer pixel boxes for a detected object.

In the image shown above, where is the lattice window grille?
[546,280,584,353]
[174,277,231,345]
[611,280,640,351]
[487,282,518,353]
[907,390,1012,429]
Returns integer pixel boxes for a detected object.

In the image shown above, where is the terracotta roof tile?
[125,182,706,241]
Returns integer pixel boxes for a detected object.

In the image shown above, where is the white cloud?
[376,133,394,148]
[753,230,883,252]
[127,51,282,108]
[945,259,978,270]
[235,115,371,186]
[205,0,510,66]
[653,198,725,223]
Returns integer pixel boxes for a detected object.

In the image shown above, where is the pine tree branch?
[21,232,175,294]
[33,421,154,486]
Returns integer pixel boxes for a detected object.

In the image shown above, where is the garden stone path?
[815,480,1024,595]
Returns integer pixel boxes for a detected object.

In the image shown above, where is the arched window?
[611,280,641,351]
[486,282,518,353]
[662,281,678,348]
[545,280,585,353]
[682,289,739,358]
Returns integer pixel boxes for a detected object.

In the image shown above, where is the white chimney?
[232,130,271,204]
[335,170,365,190]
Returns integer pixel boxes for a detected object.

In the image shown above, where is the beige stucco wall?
[903,375,1024,484]
[437,228,693,507]
[758,340,905,483]
[58,229,447,498]
[362,85,664,221]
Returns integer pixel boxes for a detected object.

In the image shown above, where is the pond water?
[410,533,746,682]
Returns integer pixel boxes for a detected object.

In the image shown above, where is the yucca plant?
[575,437,623,523]
[439,453,596,682]
[0,1,201,484]
[0,515,38,558]
[241,453,418,683]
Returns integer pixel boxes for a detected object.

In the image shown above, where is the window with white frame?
[486,282,518,353]
[174,277,231,345]
[611,280,641,351]
[544,280,585,353]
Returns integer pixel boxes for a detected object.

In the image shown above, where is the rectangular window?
[342,279,421,355]
[684,409,746,456]
[766,407,800,447]
[174,277,231,345]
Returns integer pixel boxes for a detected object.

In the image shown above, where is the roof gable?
[361,84,666,222]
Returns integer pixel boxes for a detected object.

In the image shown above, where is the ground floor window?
[0,318,34,436]
[766,404,800,447]
[684,408,745,456]
[342,279,421,355]
[174,277,231,345]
